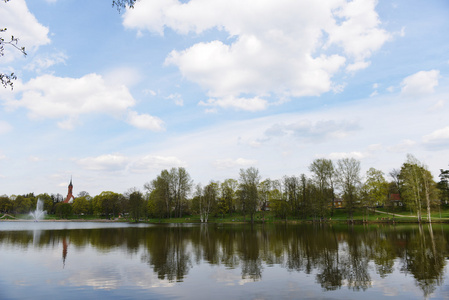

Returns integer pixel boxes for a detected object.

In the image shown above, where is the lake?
[0,221,448,299]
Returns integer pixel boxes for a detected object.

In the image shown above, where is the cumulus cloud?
[126,111,165,131]
[401,70,440,97]
[213,158,257,170]
[124,0,391,111]
[0,0,50,60]
[3,73,163,130]
[422,126,449,150]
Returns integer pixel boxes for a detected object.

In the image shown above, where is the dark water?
[0,222,448,300]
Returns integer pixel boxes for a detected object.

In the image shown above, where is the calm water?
[1,221,448,300]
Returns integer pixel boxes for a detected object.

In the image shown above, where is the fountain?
[29,198,47,221]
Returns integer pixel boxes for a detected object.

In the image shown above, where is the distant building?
[332,198,344,209]
[387,193,402,207]
[63,178,75,203]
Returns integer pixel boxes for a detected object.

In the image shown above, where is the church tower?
[63,177,75,203]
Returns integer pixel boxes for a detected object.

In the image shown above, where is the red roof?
[390,193,400,201]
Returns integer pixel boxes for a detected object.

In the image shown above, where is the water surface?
[0,221,448,299]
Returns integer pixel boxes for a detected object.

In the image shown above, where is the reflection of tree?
[1,223,448,292]
[315,226,343,291]
[372,234,396,278]
[238,226,262,281]
[401,224,446,298]
[142,226,192,282]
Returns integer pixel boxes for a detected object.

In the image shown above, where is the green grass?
[7,207,449,224]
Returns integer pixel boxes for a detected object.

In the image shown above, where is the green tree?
[72,196,90,215]
[269,184,288,220]
[283,175,300,217]
[92,191,120,219]
[309,158,335,217]
[192,183,214,223]
[399,154,438,223]
[437,167,449,205]
[362,167,388,206]
[55,203,72,219]
[128,190,144,222]
[336,157,361,222]
[0,195,12,213]
[216,198,229,219]
[170,167,193,218]
[258,179,271,222]
[221,178,238,215]
[13,195,31,214]
[238,167,261,223]
[146,169,173,219]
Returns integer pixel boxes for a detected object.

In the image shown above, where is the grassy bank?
[5,208,449,224]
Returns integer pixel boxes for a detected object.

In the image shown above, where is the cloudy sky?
[1,0,448,196]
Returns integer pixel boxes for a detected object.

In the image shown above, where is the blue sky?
[1,0,448,196]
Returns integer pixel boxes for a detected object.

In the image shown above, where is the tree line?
[1,154,448,223]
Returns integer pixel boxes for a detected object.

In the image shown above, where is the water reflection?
[0,223,448,299]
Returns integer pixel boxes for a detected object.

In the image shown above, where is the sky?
[0,0,448,197]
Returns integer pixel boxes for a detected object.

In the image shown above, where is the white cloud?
[77,154,129,172]
[213,158,257,170]
[263,119,360,143]
[126,111,165,131]
[387,139,416,153]
[103,67,142,88]
[77,153,185,173]
[0,120,12,134]
[3,74,163,131]
[28,156,42,162]
[129,155,186,173]
[0,0,50,60]
[401,70,440,97]
[328,151,366,160]
[125,0,391,111]
[423,126,449,150]
[166,93,184,106]
[199,95,268,112]
[24,52,68,73]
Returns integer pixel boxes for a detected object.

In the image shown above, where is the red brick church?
[63,178,75,203]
